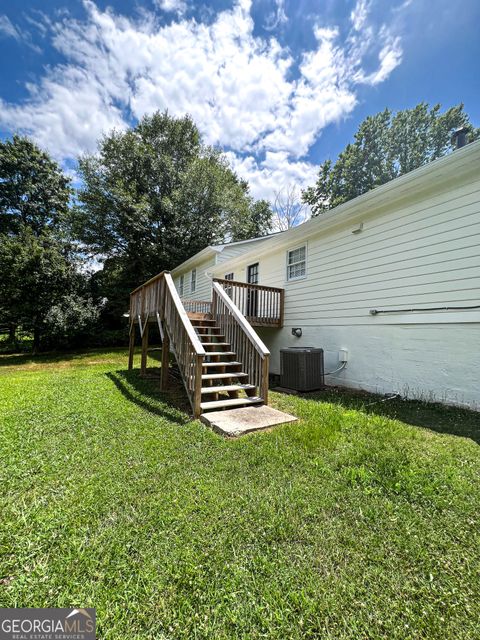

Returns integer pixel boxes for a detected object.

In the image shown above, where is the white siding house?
[172,235,277,301]
[174,141,480,410]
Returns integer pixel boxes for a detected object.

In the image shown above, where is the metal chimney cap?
[451,126,469,149]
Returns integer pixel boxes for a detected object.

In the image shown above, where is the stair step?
[202,361,242,368]
[200,397,263,411]
[204,351,235,357]
[192,322,222,331]
[201,341,230,346]
[195,328,224,336]
[190,319,216,325]
[201,372,248,380]
[201,384,256,394]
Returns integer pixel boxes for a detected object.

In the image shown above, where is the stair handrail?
[212,282,270,356]
[162,273,205,417]
[163,274,206,355]
[212,281,270,402]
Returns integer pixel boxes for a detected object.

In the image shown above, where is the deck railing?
[212,281,270,403]
[213,278,284,328]
[130,273,164,326]
[162,274,205,416]
[181,299,212,315]
[129,272,274,414]
[129,272,205,416]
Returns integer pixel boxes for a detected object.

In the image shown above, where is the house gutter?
[210,140,480,274]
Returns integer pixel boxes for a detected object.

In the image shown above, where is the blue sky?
[1,0,479,199]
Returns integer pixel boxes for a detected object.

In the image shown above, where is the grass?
[1,348,479,639]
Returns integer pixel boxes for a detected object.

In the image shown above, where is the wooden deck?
[128,272,280,418]
[213,279,284,328]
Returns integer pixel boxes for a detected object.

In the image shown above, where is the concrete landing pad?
[200,404,297,437]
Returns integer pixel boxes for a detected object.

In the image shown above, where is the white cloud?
[154,0,187,14]
[350,0,370,31]
[355,30,402,85]
[0,15,20,40]
[0,14,42,52]
[264,0,288,31]
[226,150,318,202]
[0,0,403,199]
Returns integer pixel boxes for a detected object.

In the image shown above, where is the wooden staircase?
[190,316,263,412]
[128,272,270,418]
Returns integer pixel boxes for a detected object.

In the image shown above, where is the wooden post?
[128,323,135,370]
[160,327,170,390]
[279,289,285,328]
[141,322,149,375]
[193,353,203,418]
[261,354,269,405]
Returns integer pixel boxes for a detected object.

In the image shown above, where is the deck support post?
[261,354,269,405]
[161,327,170,390]
[193,354,203,418]
[141,321,149,375]
[128,323,135,370]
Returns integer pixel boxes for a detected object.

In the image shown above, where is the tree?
[0,135,71,236]
[0,136,97,351]
[75,111,271,323]
[303,103,480,215]
[271,185,308,231]
[0,230,98,352]
[232,198,273,240]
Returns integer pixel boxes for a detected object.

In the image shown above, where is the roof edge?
[209,140,480,274]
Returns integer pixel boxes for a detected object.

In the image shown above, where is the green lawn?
[1,348,479,639]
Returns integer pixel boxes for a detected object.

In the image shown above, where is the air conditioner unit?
[280,347,324,392]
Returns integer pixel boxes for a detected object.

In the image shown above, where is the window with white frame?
[286,245,306,281]
[190,268,196,293]
[179,274,184,297]
[224,272,234,280]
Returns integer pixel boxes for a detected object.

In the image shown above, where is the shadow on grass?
[294,387,480,445]
[106,368,191,426]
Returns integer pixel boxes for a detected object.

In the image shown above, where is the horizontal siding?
[215,238,271,266]
[210,166,480,408]
[173,256,215,302]
[211,176,480,326]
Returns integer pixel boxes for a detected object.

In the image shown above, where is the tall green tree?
[303,103,479,215]
[75,111,271,323]
[0,135,71,236]
[0,136,97,351]
[0,230,97,351]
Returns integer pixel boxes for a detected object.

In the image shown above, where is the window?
[190,268,196,293]
[224,273,234,299]
[287,245,306,281]
[179,274,184,297]
[247,263,259,284]
[246,263,259,316]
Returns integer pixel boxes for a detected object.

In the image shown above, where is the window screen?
[287,246,306,280]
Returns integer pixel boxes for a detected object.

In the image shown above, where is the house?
[129,139,480,416]
[171,234,280,304]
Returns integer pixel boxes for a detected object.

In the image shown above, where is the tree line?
[0,111,272,351]
[1,103,477,352]
[303,103,479,214]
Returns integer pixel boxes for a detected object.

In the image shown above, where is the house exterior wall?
[173,255,216,301]
[214,237,272,268]
[171,238,275,301]
[209,172,480,409]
